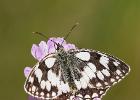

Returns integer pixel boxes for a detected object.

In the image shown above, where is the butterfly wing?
[24,53,71,99]
[69,49,130,99]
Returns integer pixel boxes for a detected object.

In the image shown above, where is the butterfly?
[24,25,130,100]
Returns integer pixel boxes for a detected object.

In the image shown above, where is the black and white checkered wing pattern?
[24,48,130,100]
[24,54,70,100]
[72,49,130,99]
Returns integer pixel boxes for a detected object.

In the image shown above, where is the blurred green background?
[0,0,139,100]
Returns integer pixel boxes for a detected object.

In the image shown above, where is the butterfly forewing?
[73,49,130,89]
[24,54,64,99]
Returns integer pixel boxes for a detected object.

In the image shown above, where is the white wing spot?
[40,80,46,90]
[47,93,50,97]
[88,83,94,88]
[35,69,43,82]
[45,58,56,68]
[80,77,87,89]
[40,92,44,96]
[52,92,56,96]
[101,69,110,77]
[92,93,98,98]
[74,80,81,90]
[97,71,104,80]
[28,77,34,83]
[48,70,57,86]
[32,85,36,92]
[116,69,121,75]
[87,63,97,73]
[77,94,83,98]
[96,82,102,87]
[113,61,120,66]
[76,52,90,61]
[60,81,70,93]
[116,76,120,79]
[110,78,115,82]
[29,87,31,92]
[36,92,39,95]
[104,82,108,85]
[123,70,126,73]
[84,95,90,98]
[99,56,109,69]
[46,81,51,91]
[84,66,96,79]
[100,91,104,94]
[81,71,90,84]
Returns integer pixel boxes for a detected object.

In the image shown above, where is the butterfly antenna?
[64,22,79,40]
[60,23,79,46]
[33,32,58,48]
[33,32,48,39]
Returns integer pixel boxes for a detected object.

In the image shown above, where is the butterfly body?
[56,46,81,91]
[24,39,130,100]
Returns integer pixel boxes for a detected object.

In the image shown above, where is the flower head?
[31,37,76,61]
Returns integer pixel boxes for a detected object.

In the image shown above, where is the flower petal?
[46,38,56,53]
[24,67,32,78]
[55,37,66,44]
[93,98,101,100]
[31,41,48,61]
[31,44,38,59]
[47,37,76,53]
[28,96,40,100]
[31,44,43,61]
[47,37,65,53]
[63,43,76,51]
[38,41,48,53]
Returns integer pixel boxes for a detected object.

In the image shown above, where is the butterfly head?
[50,39,65,53]
[55,43,67,57]
[56,43,64,51]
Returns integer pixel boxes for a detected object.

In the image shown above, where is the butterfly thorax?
[56,46,80,91]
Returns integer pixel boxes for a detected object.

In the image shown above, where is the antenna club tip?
[75,22,80,25]
[32,32,38,34]
[32,32,47,39]
[32,32,39,34]
[32,32,42,35]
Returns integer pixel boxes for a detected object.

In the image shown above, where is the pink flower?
[24,67,32,78]
[31,37,76,61]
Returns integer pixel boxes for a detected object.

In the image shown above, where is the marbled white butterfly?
[24,24,130,100]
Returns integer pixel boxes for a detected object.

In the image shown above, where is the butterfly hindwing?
[75,87,109,99]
